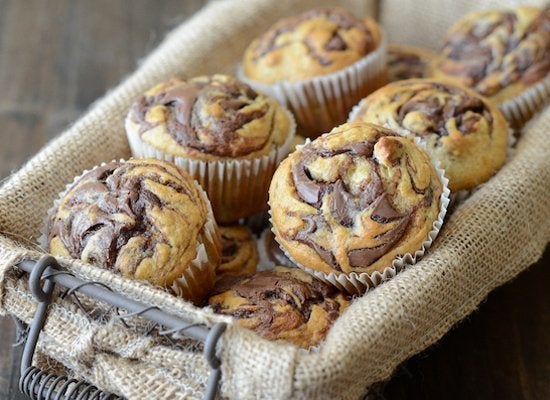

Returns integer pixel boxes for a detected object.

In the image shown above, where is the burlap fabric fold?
[0,0,548,399]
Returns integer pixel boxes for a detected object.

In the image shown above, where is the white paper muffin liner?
[499,74,550,128]
[126,108,296,224]
[237,32,388,138]
[40,159,220,303]
[269,136,450,295]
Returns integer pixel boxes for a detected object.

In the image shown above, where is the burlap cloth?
[0,0,548,399]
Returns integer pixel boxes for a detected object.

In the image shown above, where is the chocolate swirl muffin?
[47,159,221,303]
[125,75,295,223]
[350,79,508,192]
[243,8,381,83]
[269,122,444,281]
[387,44,437,82]
[208,266,349,349]
[239,9,386,137]
[126,75,291,161]
[432,6,550,104]
[217,226,258,279]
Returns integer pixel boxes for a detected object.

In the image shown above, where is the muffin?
[350,79,508,192]
[125,74,295,223]
[46,159,221,303]
[208,266,349,349]
[387,44,437,82]
[432,6,550,126]
[257,228,296,269]
[239,8,387,136]
[217,225,258,279]
[269,122,448,293]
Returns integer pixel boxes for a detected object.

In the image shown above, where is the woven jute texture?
[0,0,548,399]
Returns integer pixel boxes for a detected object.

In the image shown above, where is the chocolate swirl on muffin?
[243,8,381,83]
[433,6,550,102]
[47,159,221,301]
[217,225,258,279]
[208,266,349,348]
[351,79,508,191]
[270,122,443,275]
[354,80,494,138]
[127,75,291,160]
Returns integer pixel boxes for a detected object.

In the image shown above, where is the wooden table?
[0,2,548,399]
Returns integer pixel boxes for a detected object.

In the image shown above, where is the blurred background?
[0,1,548,399]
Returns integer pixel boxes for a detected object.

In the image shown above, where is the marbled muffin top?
[217,225,258,278]
[269,122,443,275]
[243,8,381,83]
[387,44,437,82]
[126,75,291,160]
[433,6,550,102]
[208,266,349,348]
[351,79,508,192]
[47,159,220,288]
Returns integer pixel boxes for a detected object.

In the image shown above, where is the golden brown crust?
[126,75,291,161]
[269,122,443,276]
[351,79,508,191]
[208,266,349,348]
[217,225,258,278]
[387,44,437,82]
[243,8,381,83]
[48,159,221,299]
[432,6,550,103]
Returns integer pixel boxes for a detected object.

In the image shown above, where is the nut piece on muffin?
[217,225,258,279]
[208,266,349,349]
[350,79,508,192]
[46,158,221,303]
[269,122,444,279]
[125,74,295,223]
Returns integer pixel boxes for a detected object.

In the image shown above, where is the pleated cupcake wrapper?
[40,159,220,304]
[170,181,220,302]
[126,108,296,224]
[499,74,550,129]
[236,32,388,138]
[269,136,450,295]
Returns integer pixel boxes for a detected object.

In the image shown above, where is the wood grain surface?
[0,1,548,399]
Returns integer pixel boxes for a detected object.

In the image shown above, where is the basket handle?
[15,255,226,400]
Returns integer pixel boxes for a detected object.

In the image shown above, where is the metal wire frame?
[14,255,227,400]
